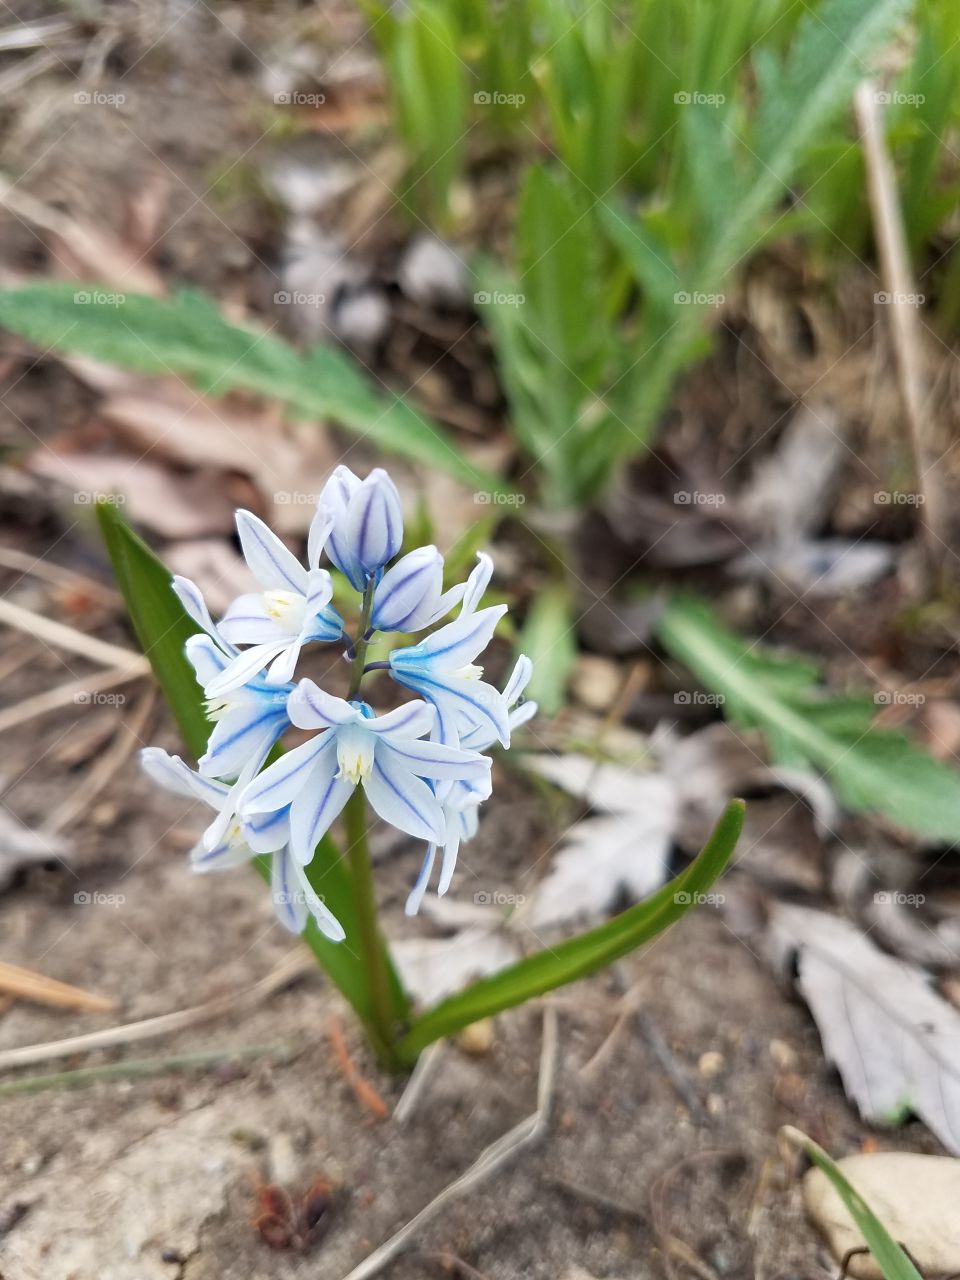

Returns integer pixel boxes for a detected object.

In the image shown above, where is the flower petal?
[321,466,364,587]
[199,705,286,780]
[307,506,334,572]
[184,634,229,688]
[265,640,304,686]
[370,546,442,632]
[172,576,232,649]
[289,745,354,864]
[461,551,494,614]
[288,680,357,731]
[239,733,332,815]
[204,641,290,697]
[288,856,346,941]
[394,604,506,672]
[503,654,534,707]
[345,468,403,577]
[219,594,294,646]
[377,738,491,784]
[437,822,463,896]
[236,509,308,594]
[140,748,228,807]
[271,847,309,933]
[364,699,435,739]
[363,750,446,843]
[405,843,437,916]
[189,837,252,872]
[242,807,291,854]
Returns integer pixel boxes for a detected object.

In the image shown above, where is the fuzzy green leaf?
[0,285,509,497]
[658,595,960,841]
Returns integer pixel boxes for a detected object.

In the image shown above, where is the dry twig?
[0,960,115,1014]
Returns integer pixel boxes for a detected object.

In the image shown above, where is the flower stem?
[343,579,403,1070]
[343,785,401,1069]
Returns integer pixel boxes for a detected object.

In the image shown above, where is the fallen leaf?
[770,904,960,1153]
[27,452,235,539]
[164,541,258,615]
[391,927,521,1007]
[803,1152,960,1279]
[0,811,69,891]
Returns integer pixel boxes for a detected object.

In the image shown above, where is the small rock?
[333,287,390,346]
[803,1152,960,1279]
[698,1050,724,1078]
[571,655,622,713]
[706,1093,724,1117]
[457,1018,494,1055]
[769,1038,797,1070]
[397,234,468,307]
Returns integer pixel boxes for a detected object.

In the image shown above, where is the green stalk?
[344,580,404,1070]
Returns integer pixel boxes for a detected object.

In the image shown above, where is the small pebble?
[769,1038,797,1070]
[458,1018,494,1055]
[698,1050,725,1078]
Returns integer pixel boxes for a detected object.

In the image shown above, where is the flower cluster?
[142,466,535,940]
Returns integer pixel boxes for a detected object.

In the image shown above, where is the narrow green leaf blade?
[784,1129,924,1280]
[397,799,744,1060]
[96,502,407,1029]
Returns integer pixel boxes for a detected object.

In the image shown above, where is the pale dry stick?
[393,1040,445,1126]
[578,976,646,1082]
[44,687,156,833]
[854,81,942,565]
[340,1008,559,1280]
[0,597,149,670]
[0,544,120,605]
[0,960,115,1014]
[0,665,146,736]
[0,949,315,1072]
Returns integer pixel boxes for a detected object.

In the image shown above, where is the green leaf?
[657,595,960,841]
[95,501,408,1033]
[598,201,682,316]
[517,582,577,717]
[783,1129,924,1280]
[397,799,744,1061]
[0,284,511,498]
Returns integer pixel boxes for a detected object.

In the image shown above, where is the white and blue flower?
[370,545,464,633]
[204,508,343,697]
[239,683,491,865]
[319,465,403,591]
[405,655,537,915]
[140,747,345,939]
